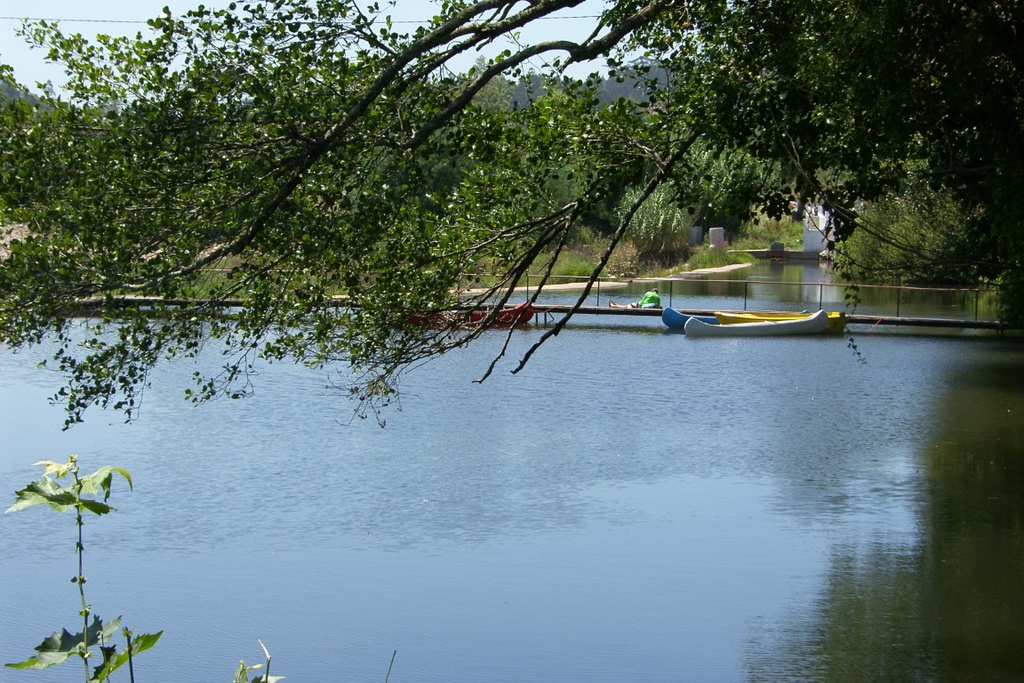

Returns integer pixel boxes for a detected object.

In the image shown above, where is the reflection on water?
[1,296,1024,681]
[746,342,1024,682]
[921,351,1024,679]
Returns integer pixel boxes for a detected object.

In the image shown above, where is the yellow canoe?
[715,310,847,334]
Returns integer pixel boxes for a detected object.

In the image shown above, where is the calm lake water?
[2,264,1023,682]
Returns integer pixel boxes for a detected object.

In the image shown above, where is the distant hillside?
[1,81,40,106]
[511,61,673,109]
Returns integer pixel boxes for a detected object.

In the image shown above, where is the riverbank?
[499,262,755,293]
[666,262,754,278]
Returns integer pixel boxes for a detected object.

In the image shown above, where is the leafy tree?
[1,0,1022,424]
[618,183,694,266]
[468,56,515,113]
[0,0,695,424]
[835,180,975,286]
[678,0,1024,287]
[669,141,769,238]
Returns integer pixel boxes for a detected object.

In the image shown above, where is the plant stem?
[258,638,272,683]
[72,462,90,683]
[384,650,397,683]
[125,629,136,683]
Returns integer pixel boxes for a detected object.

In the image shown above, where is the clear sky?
[1,0,607,92]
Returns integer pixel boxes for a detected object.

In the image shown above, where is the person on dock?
[610,288,661,309]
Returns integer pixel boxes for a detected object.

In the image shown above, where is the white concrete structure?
[803,206,833,253]
[709,227,726,248]
[690,224,704,245]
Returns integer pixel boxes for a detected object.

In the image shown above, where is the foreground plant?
[5,455,160,681]
[6,454,284,683]
[233,639,283,683]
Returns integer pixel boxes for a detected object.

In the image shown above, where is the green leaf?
[78,499,115,515]
[7,462,132,515]
[89,630,163,681]
[232,660,284,683]
[79,466,133,499]
[233,661,261,683]
[6,615,122,670]
[34,459,74,478]
[6,478,77,514]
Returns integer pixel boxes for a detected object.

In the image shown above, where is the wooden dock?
[68,296,1012,332]
[530,305,1011,332]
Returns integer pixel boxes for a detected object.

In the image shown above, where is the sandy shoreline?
[664,262,754,278]
[495,262,754,293]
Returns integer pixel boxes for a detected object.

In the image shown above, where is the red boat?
[410,301,535,328]
[465,301,535,326]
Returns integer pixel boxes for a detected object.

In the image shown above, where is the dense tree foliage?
[683,0,1023,294]
[835,180,975,286]
[1,0,1021,423]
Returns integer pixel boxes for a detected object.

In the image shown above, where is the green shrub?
[619,184,695,267]
[549,249,599,279]
[835,181,974,285]
[733,215,804,250]
[685,245,754,271]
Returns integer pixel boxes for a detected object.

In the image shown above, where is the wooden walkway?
[69,297,1011,332]
[530,305,1011,332]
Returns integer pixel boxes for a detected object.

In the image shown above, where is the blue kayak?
[661,307,719,330]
